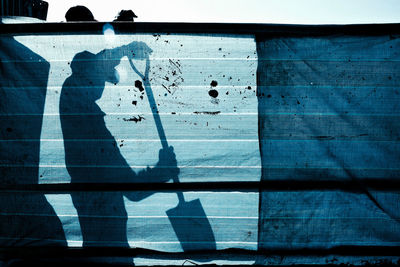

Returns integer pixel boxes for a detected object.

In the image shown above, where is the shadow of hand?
[155,146,180,183]
[125,41,153,60]
[123,146,179,202]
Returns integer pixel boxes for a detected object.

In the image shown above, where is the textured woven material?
[257,34,400,249]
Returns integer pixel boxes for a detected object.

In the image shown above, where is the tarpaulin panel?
[0,29,260,258]
[257,33,400,252]
[1,33,260,185]
[0,191,258,251]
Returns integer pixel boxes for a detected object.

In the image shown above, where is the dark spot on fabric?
[210,80,218,87]
[6,128,12,132]
[193,111,221,115]
[267,94,272,98]
[132,101,137,106]
[247,86,252,90]
[123,115,145,123]
[135,80,144,92]
[209,89,219,98]
[313,136,335,140]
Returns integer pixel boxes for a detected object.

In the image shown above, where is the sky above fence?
[45,0,400,24]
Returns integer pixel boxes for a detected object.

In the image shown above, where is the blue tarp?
[0,21,399,265]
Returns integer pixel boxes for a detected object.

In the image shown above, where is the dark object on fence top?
[114,10,138,22]
[65,5,96,22]
[0,0,48,20]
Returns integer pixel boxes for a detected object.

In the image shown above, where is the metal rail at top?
[0,21,400,36]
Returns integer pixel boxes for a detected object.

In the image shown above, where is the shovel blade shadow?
[166,198,216,251]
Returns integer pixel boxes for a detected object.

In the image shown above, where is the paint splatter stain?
[209,89,219,98]
[194,111,221,115]
[134,80,144,92]
[123,115,145,123]
[210,80,218,87]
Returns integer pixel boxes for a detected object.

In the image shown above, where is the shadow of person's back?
[60,50,134,250]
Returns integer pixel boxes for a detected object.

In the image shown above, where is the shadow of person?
[59,42,179,257]
[0,35,67,248]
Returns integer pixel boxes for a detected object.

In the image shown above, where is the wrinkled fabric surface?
[1,23,400,265]
[257,34,400,250]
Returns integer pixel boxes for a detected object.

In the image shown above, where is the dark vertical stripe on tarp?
[0,36,67,247]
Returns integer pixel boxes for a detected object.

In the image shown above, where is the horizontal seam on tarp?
[1,246,400,257]
[1,180,400,192]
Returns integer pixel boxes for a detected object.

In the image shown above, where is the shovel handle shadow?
[129,57,216,251]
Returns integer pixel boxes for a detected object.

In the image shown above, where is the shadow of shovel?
[129,55,216,252]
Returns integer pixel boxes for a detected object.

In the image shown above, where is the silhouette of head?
[65,5,96,21]
[114,10,138,22]
[70,50,120,98]
[70,51,97,75]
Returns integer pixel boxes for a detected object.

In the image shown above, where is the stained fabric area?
[0,24,260,266]
[0,22,399,266]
